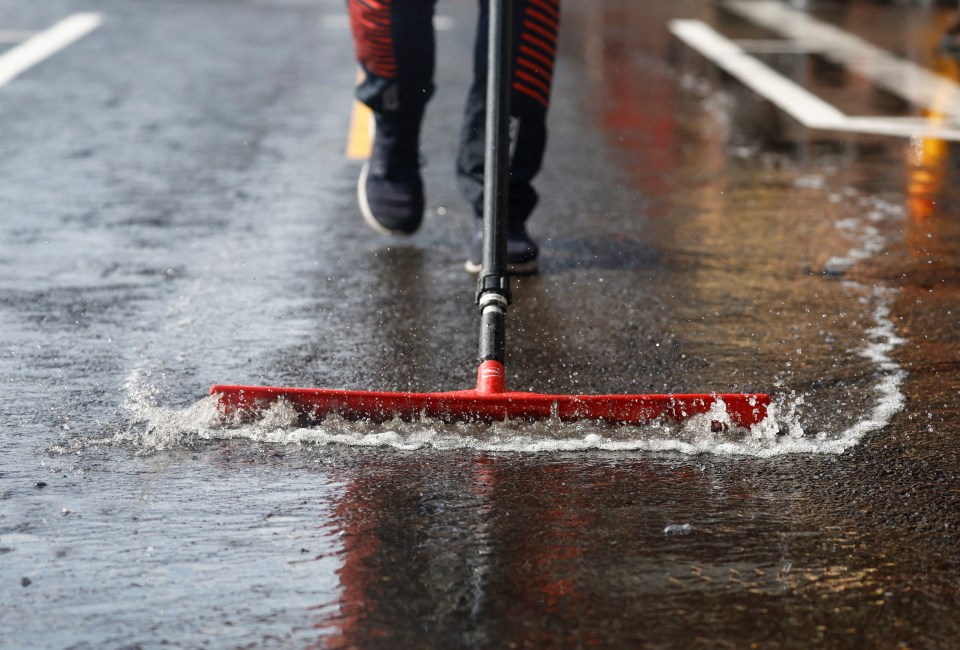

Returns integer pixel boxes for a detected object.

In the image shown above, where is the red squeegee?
[210,0,770,429]
[212,361,769,427]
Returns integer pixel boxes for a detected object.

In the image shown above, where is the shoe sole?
[357,162,415,237]
[464,258,539,276]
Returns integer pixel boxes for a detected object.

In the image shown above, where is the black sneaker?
[465,219,539,275]
[358,120,424,236]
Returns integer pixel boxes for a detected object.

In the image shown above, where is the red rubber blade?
[209,384,769,428]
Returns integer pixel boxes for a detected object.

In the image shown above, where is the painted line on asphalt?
[346,70,373,160]
[670,20,844,128]
[346,100,373,160]
[0,13,102,89]
[669,19,960,141]
[725,0,960,124]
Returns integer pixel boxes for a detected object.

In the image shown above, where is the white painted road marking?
[725,0,960,124]
[670,20,845,128]
[669,19,960,141]
[0,13,103,89]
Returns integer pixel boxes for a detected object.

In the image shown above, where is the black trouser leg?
[348,0,437,128]
[456,0,559,226]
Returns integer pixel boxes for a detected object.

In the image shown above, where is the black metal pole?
[476,0,512,364]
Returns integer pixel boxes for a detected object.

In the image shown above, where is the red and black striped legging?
[347,0,560,225]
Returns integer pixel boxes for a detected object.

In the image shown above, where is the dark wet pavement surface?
[2,0,960,647]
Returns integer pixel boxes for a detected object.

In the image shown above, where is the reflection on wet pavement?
[2,0,960,647]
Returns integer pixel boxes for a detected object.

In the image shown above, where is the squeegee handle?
[477,0,513,364]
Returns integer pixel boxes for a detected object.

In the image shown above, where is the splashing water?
[117,375,898,459]
[112,276,905,458]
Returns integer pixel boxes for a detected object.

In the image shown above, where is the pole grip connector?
[475,273,512,307]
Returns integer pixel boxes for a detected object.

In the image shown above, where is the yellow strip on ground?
[346,70,372,160]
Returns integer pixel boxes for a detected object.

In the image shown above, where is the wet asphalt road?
[2,0,960,647]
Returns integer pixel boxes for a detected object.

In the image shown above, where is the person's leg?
[458,0,559,273]
[349,0,437,235]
